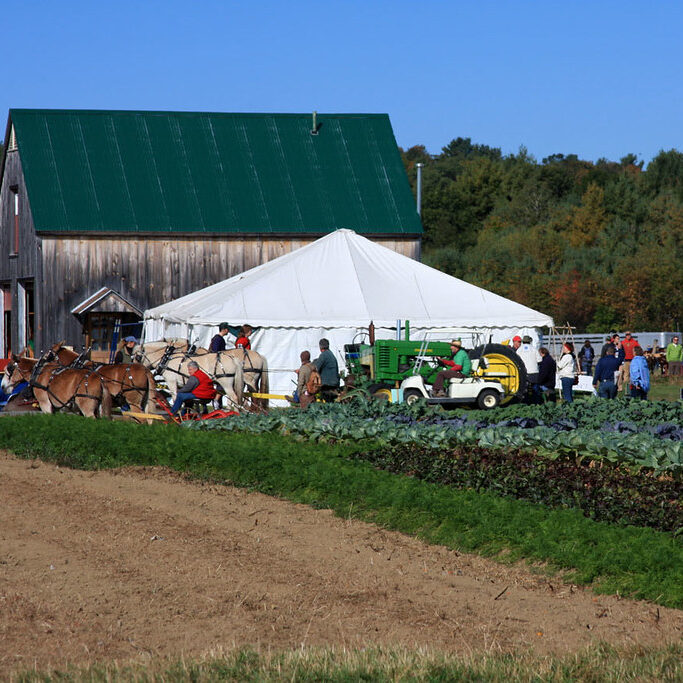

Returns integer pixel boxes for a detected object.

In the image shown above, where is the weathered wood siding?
[40,235,421,349]
[0,149,42,352]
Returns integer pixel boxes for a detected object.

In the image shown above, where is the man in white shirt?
[515,335,541,384]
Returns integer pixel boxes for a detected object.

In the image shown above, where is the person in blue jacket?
[209,323,230,353]
[592,346,621,399]
[629,346,650,400]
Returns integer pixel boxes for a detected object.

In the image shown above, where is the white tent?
[143,229,554,398]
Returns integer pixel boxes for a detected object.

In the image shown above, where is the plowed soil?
[1,451,680,674]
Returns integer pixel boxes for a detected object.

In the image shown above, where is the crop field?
[0,397,681,680]
[195,396,683,473]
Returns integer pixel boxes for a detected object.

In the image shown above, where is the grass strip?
[10,643,683,682]
[0,414,681,608]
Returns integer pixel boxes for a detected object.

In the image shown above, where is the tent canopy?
[144,229,554,330]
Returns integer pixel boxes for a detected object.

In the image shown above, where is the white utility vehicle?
[400,358,506,409]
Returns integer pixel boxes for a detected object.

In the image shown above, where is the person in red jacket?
[170,360,216,415]
[235,324,253,350]
[618,331,639,392]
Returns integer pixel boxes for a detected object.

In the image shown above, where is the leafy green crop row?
[465,397,683,430]
[352,443,681,533]
[192,399,683,474]
[191,400,681,531]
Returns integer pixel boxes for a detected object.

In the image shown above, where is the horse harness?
[55,347,143,397]
[158,349,237,390]
[29,359,104,410]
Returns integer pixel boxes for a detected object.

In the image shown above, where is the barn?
[0,109,421,360]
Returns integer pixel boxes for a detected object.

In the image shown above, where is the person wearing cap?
[516,334,541,387]
[114,336,138,364]
[209,322,230,353]
[511,335,522,351]
[431,339,471,397]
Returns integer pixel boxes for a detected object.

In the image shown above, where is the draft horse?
[222,348,269,407]
[2,353,112,418]
[50,342,156,415]
[134,340,244,408]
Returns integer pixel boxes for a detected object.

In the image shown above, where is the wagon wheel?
[469,344,527,404]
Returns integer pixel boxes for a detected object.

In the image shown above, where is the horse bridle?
[4,360,32,387]
[134,344,176,374]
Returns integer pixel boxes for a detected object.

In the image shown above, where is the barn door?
[0,284,10,358]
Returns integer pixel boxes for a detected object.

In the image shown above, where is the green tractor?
[345,333,527,408]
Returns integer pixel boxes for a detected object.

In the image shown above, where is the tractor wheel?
[373,387,393,402]
[368,383,394,402]
[469,344,527,404]
[403,389,424,406]
[477,388,501,410]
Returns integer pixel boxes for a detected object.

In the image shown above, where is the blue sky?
[8,1,682,165]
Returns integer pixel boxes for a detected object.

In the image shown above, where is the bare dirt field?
[1,450,681,674]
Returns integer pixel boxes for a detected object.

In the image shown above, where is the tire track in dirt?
[1,452,680,672]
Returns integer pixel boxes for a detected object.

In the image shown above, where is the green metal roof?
[8,109,422,235]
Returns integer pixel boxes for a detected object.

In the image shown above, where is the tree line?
[401,139,683,331]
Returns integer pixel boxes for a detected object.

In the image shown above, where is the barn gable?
[71,287,143,317]
[8,109,422,236]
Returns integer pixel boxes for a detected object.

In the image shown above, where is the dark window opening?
[10,185,19,255]
[85,313,142,363]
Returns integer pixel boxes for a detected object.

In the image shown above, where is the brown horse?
[2,354,112,418]
[50,342,156,416]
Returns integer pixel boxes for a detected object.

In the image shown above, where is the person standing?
[666,335,682,376]
[533,347,556,403]
[600,333,616,358]
[629,346,650,400]
[618,331,639,393]
[516,335,541,385]
[577,340,595,375]
[235,324,253,350]
[593,347,620,399]
[294,350,318,409]
[313,338,339,401]
[557,342,576,403]
[209,323,230,353]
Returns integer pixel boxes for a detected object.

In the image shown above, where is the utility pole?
[416,163,423,216]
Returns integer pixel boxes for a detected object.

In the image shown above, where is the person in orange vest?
[170,360,216,416]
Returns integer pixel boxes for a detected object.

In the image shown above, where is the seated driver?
[170,360,217,416]
[431,339,471,397]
